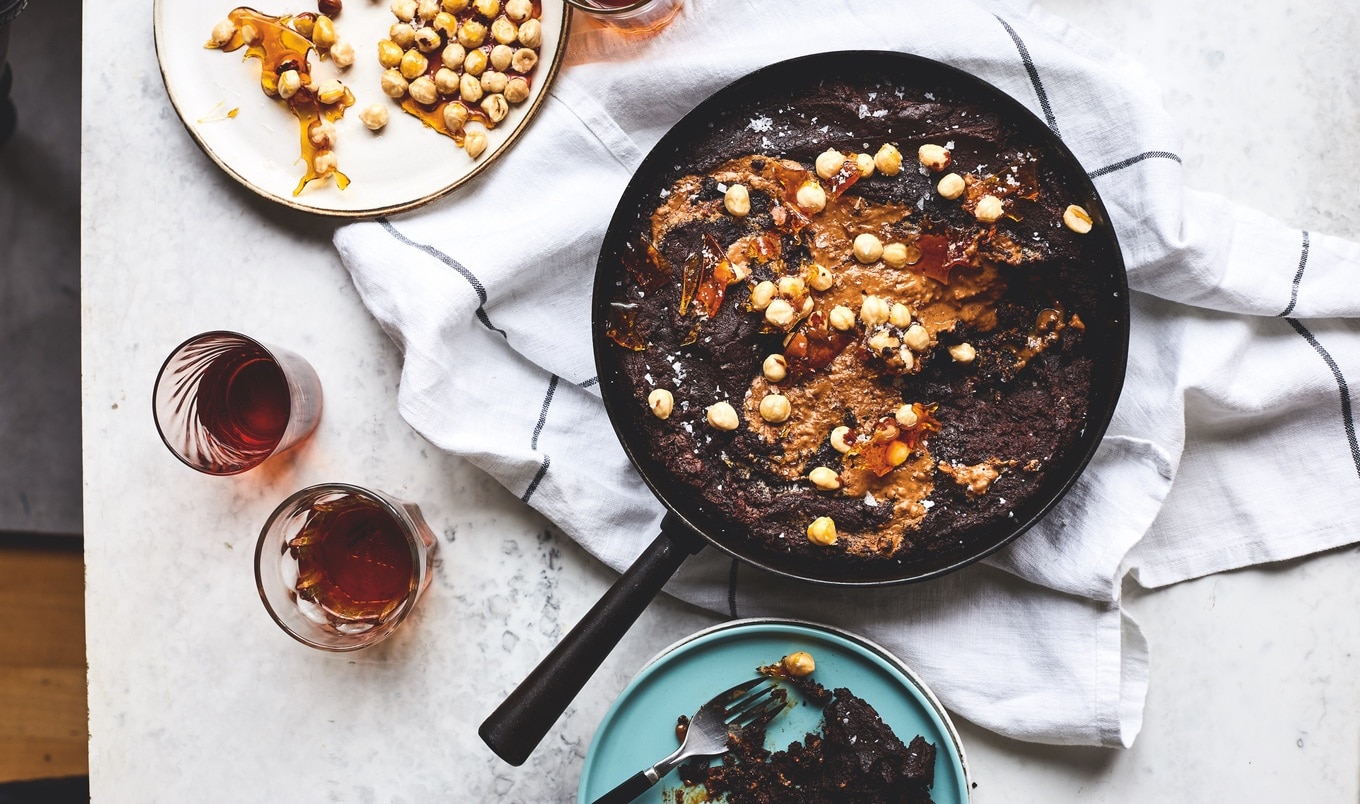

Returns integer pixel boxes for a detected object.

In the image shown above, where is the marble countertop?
[82,1,1360,801]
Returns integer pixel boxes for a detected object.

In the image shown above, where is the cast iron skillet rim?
[592,49,1131,588]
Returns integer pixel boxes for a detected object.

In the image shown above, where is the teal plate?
[577,619,970,803]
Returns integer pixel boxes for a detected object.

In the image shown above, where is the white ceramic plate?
[154,0,569,217]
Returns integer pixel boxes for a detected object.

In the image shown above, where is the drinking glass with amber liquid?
[153,331,323,475]
[255,484,438,651]
[564,0,683,33]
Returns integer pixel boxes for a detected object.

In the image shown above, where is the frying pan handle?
[478,512,707,766]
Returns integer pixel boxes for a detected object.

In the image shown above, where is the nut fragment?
[380,69,409,98]
[937,172,965,200]
[762,354,787,382]
[795,181,827,213]
[949,342,977,364]
[313,15,337,49]
[480,92,509,123]
[764,298,796,328]
[505,0,533,20]
[782,651,816,677]
[724,183,750,217]
[867,331,900,353]
[313,149,338,174]
[330,39,355,68]
[706,401,739,431]
[749,280,776,310]
[517,18,542,48]
[409,75,438,105]
[460,72,484,102]
[852,233,883,264]
[808,466,841,490]
[974,195,1004,223]
[1063,204,1093,234]
[307,119,336,148]
[830,426,852,453]
[759,394,791,424]
[918,143,951,171]
[806,516,838,546]
[210,18,236,47]
[647,389,673,419]
[889,303,913,328]
[874,143,902,176]
[463,127,488,158]
[442,42,468,69]
[316,79,346,105]
[491,17,519,45]
[815,148,846,179]
[277,69,302,99]
[855,152,875,178]
[504,76,530,103]
[414,27,442,52]
[882,242,909,269]
[828,305,856,331]
[903,323,930,351]
[808,264,833,292]
[359,103,389,130]
[859,295,890,326]
[443,101,469,131]
[400,48,429,80]
[895,404,919,428]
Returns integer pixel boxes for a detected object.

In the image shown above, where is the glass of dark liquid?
[563,0,683,32]
[153,331,323,475]
[255,484,439,651]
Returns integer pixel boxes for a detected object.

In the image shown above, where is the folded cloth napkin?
[335,0,1360,746]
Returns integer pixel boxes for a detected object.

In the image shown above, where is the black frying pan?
[480,50,1129,765]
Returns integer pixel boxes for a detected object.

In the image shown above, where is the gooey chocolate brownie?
[606,66,1108,575]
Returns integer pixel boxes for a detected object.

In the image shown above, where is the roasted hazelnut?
[706,401,740,431]
[390,22,416,48]
[313,149,338,174]
[782,651,816,677]
[463,48,488,75]
[815,148,846,179]
[492,16,519,45]
[436,67,460,96]
[316,79,346,105]
[895,404,919,428]
[777,276,805,297]
[209,18,236,47]
[504,76,530,104]
[459,72,485,102]
[874,143,902,175]
[749,280,776,311]
[480,70,508,94]
[762,354,787,382]
[441,42,467,69]
[330,39,355,67]
[463,127,488,158]
[443,101,469,131]
[974,194,1004,223]
[409,75,438,105]
[759,394,791,424]
[433,11,458,36]
[442,0,470,10]
[458,18,487,48]
[391,0,417,21]
[380,69,409,98]
[292,14,316,39]
[937,172,965,200]
[378,39,404,67]
[808,467,840,491]
[764,298,796,328]
[414,26,442,52]
[855,152,875,178]
[806,516,838,546]
[359,103,389,130]
[830,426,853,453]
[886,440,910,467]
[517,18,542,48]
[505,0,532,20]
[853,233,883,263]
[307,118,336,148]
[400,47,429,80]
[889,303,913,329]
[490,43,514,71]
[724,184,750,217]
[474,0,500,16]
[648,389,673,419]
[795,181,826,213]
[867,331,901,353]
[808,263,833,292]
[481,92,509,122]
[860,295,890,326]
[828,305,856,331]
[899,348,916,371]
[903,323,930,351]
[312,15,338,48]
[1064,204,1093,234]
[277,69,302,99]
[918,143,951,171]
[511,47,538,73]
[949,343,977,363]
[241,22,261,45]
[882,242,909,269]
[418,0,440,19]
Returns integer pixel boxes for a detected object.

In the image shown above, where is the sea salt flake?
[747,116,774,133]
[945,139,956,150]
[923,500,935,509]
[864,492,879,506]
[872,109,888,118]
[924,91,935,100]
[857,104,870,119]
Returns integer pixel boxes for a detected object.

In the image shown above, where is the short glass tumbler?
[153,331,323,475]
[255,483,439,651]
[563,0,683,32]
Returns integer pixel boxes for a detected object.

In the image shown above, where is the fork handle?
[593,769,659,804]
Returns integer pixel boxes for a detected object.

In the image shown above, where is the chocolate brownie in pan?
[602,55,1122,579]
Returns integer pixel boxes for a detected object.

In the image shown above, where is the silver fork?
[591,676,785,804]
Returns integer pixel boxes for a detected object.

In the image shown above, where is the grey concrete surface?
[0,0,81,535]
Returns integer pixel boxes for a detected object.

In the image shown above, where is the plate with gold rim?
[154,0,570,217]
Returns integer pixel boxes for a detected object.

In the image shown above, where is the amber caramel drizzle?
[206,8,352,196]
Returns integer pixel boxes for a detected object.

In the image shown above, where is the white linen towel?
[334,0,1360,746]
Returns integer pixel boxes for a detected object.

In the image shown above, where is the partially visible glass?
[255,483,439,651]
[564,0,683,33]
[153,331,323,475]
